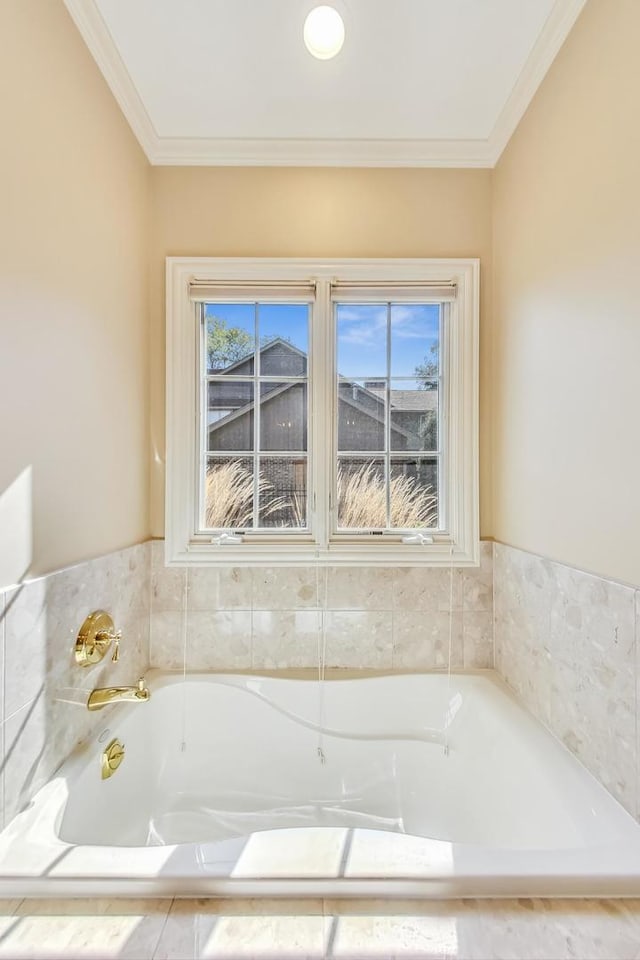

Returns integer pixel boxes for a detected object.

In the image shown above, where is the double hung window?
[166,258,479,566]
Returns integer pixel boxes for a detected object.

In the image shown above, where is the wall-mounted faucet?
[87,677,150,712]
[75,611,121,666]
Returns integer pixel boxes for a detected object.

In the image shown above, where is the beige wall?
[492,0,640,586]
[0,0,150,582]
[150,166,493,537]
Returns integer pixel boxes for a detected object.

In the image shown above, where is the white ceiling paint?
[64,0,587,166]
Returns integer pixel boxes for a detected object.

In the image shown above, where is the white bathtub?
[2,669,640,898]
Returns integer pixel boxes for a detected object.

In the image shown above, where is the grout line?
[150,897,175,960]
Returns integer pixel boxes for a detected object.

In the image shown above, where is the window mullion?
[253,302,260,531]
[198,303,207,534]
[312,279,330,549]
[385,301,391,530]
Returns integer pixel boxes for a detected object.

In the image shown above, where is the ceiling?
[63,0,586,167]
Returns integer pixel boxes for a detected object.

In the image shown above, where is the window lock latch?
[211,532,244,545]
[402,533,434,545]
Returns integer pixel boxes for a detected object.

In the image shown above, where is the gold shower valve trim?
[75,610,121,666]
[101,738,125,780]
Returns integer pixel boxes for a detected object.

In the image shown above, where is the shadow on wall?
[0,466,33,590]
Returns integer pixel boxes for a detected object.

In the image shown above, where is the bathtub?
[2,669,640,898]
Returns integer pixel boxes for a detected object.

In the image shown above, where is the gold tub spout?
[87,677,150,712]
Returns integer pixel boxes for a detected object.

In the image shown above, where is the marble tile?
[392,567,463,613]
[185,611,252,669]
[326,913,458,958]
[1,542,152,830]
[154,899,326,960]
[463,610,493,668]
[323,611,393,669]
[0,589,5,723]
[0,899,22,913]
[4,579,48,718]
[150,611,186,669]
[548,560,637,814]
[392,611,463,670]
[494,542,639,820]
[461,541,494,612]
[454,898,640,960]
[151,540,186,612]
[3,693,47,825]
[108,542,150,623]
[0,898,171,960]
[253,567,319,610]
[493,543,554,728]
[0,722,4,832]
[187,567,252,611]
[0,898,637,960]
[325,567,393,610]
[324,898,640,960]
[252,610,321,668]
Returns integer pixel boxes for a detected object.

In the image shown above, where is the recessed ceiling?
[64,0,586,166]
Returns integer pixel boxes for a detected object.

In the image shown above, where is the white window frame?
[166,257,479,567]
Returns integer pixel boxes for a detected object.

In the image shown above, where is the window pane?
[391,303,440,379]
[390,380,438,452]
[337,378,386,452]
[390,457,438,529]
[336,304,387,378]
[205,304,255,374]
[337,458,386,529]
[205,458,255,529]
[260,382,307,451]
[259,304,308,375]
[259,457,307,528]
[208,381,254,452]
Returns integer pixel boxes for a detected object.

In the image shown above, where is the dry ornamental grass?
[205,460,436,530]
[337,462,437,529]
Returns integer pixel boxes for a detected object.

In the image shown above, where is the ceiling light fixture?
[303,5,345,60]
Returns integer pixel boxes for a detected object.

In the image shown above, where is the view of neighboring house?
[207,338,438,454]
[206,338,438,527]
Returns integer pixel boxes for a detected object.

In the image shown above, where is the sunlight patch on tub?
[231,827,349,879]
[345,829,455,878]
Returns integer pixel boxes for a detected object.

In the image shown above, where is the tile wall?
[149,541,494,672]
[494,542,640,819]
[0,544,150,829]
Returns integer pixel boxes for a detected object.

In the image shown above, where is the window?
[166,258,479,566]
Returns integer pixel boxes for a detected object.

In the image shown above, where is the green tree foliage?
[206,316,291,371]
[414,342,439,385]
[207,317,254,371]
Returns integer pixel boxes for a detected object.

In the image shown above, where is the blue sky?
[205,302,440,381]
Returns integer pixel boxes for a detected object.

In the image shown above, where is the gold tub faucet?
[87,677,150,712]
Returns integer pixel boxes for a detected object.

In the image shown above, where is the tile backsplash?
[494,542,639,819]
[149,540,494,672]
[0,544,150,830]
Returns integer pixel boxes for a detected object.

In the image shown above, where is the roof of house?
[207,339,438,439]
[368,388,438,412]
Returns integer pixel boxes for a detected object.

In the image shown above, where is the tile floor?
[0,898,639,959]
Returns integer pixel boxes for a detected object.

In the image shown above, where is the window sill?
[167,540,480,567]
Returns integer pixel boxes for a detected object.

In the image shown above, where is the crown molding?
[64,0,586,169]
[486,0,588,165]
[151,137,494,168]
[63,0,160,160]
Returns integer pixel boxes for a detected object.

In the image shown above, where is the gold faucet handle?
[137,677,145,692]
[111,631,122,662]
